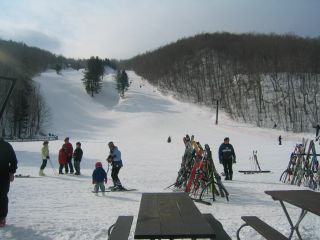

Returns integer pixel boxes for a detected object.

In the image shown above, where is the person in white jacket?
[39,140,50,176]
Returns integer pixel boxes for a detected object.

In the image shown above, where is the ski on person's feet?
[92,187,137,193]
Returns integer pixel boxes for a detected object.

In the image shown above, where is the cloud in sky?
[0,0,319,59]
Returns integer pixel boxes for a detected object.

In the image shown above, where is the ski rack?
[239,150,271,174]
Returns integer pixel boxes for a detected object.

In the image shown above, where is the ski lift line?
[0,76,17,121]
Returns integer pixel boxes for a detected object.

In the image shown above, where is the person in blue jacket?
[92,162,107,193]
[106,141,124,190]
[219,137,236,180]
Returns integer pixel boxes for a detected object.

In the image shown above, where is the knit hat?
[95,162,102,168]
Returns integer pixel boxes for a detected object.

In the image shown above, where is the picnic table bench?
[237,190,320,240]
[203,213,231,240]
[237,216,288,240]
[108,216,133,240]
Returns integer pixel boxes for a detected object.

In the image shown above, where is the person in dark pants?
[106,141,123,190]
[278,135,282,145]
[63,137,74,174]
[218,137,236,180]
[39,140,49,176]
[0,137,18,227]
[73,142,83,175]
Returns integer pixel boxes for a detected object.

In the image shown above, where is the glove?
[92,180,96,184]
[47,156,50,159]
[107,156,112,163]
[104,178,108,184]
[232,157,236,164]
[219,160,222,164]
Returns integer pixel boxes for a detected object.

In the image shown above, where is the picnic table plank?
[134,192,215,239]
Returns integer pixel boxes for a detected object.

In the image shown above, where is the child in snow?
[73,142,83,175]
[58,145,67,174]
[92,162,107,193]
[39,140,49,176]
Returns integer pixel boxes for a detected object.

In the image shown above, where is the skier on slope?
[218,137,236,180]
[106,141,124,190]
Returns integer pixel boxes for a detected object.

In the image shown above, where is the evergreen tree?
[115,70,129,97]
[82,56,105,97]
[54,63,62,74]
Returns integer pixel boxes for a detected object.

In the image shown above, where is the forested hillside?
[122,33,320,132]
[0,39,85,138]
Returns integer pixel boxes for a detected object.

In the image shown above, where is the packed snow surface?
[1,68,319,240]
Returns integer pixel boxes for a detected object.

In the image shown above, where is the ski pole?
[105,162,110,186]
[48,158,58,175]
[164,182,175,190]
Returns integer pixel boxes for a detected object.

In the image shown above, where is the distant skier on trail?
[278,135,282,145]
[39,140,50,176]
[218,137,236,180]
[106,141,124,190]
[92,162,107,193]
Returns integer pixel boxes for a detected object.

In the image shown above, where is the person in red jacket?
[58,146,67,174]
[63,137,74,174]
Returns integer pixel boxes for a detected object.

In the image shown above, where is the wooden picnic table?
[265,190,320,240]
[134,192,216,239]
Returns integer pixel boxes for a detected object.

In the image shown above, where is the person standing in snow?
[0,137,18,227]
[106,141,123,190]
[58,145,67,174]
[39,140,49,176]
[73,142,83,175]
[278,135,282,145]
[63,137,74,174]
[218,137,236,180]
[92,162,107,193]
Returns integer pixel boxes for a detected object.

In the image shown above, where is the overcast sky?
[0,0,319,60]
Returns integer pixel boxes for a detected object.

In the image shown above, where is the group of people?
[39,137,125,193]
[0,137,125,227]
[39,137,83,176]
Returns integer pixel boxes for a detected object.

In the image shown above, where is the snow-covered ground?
[1,68,319,240]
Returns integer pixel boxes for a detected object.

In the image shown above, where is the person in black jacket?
[73,142,83,175]
[0,137,18,227]
[218,137,236,180]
